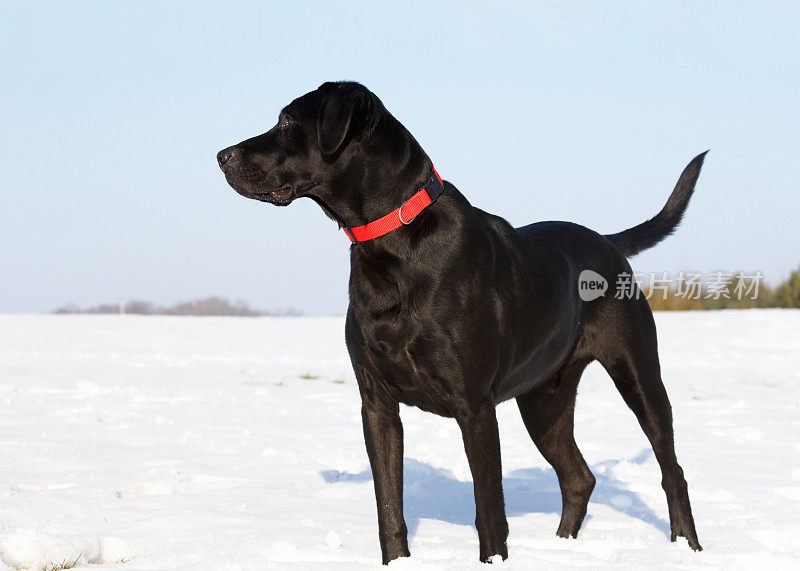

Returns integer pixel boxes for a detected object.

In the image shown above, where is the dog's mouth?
[244,181,318,206]
[270,185,294,202]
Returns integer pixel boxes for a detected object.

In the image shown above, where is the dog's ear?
[317,83,374,156]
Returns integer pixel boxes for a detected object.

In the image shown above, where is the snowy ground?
[0,311,798,570]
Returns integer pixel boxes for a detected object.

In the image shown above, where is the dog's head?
[217,82,390,223]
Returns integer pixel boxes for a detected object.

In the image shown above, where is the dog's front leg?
[361,396,409,564]
[456,402,509,562]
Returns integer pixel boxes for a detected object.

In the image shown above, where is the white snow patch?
[87,536,134,564]
[325,530,342,549]
[0,529,78,570]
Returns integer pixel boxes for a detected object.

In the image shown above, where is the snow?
[0,310,798,569]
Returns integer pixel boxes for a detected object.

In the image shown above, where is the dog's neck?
[352,157,435,226]
[317,119,436,231]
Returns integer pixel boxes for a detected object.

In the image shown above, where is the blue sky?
[1,1,798,314]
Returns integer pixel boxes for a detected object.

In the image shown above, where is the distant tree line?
[52,296,302,316]
[50,266,800,315]
[643,265,800,311]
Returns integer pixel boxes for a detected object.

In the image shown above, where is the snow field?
[0,311,798,569]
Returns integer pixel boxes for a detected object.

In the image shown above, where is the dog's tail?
[604,151,708,258]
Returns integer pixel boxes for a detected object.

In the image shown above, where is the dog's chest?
[355,313,459,416]
[347,253,484,415]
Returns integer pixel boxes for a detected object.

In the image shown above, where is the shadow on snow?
[320,448,670,539]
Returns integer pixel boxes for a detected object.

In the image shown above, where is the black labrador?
[217,81,704,564]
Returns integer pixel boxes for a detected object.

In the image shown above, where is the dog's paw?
[671,526,702,551]
[479,542,508,563]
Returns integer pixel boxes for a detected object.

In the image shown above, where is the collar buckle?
[398,198,416,225]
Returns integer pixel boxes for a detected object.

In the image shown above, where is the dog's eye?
[280,114,297,128]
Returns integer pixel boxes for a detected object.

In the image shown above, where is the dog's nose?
[217,146,240,169]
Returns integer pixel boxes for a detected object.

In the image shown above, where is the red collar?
[342,168,445,243]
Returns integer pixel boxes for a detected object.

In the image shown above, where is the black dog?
[218,81,704,564]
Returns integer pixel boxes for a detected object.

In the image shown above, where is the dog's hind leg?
[516,358,595,539]
[593,297,702,551]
